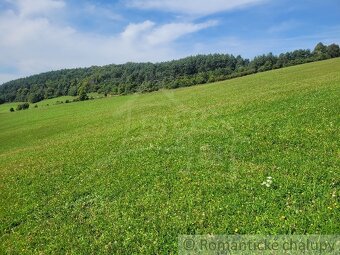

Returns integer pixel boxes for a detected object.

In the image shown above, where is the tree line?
[0,42,339,104]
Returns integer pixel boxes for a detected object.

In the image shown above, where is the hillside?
[0,43,339,105]
[0,59,339,253]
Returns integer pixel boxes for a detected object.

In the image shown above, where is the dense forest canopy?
[0,42,339,104]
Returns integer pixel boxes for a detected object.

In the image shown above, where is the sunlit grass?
[0,58,339,254]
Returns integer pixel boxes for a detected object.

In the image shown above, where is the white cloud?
[121,20,217,45]
[121,20,156,41]
[145,20,218,45]
[128,0,265,16]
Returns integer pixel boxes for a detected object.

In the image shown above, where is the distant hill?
[0,42,339,104]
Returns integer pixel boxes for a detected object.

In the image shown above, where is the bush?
[34,105,38,108]
[65,100,70,103]
[16,103,29,111]
[10,107,14,112]
[78,89,89,101]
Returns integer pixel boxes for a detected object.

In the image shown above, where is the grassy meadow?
[0,59,339,254]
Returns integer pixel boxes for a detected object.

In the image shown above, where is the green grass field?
[1,59,339,254]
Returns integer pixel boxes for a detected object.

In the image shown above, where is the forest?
[0,42,339,104]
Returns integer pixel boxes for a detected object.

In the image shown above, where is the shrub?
[65,100,70,103]
[78,89,89,101]
[16,103,29,111]
[10,107,14,112]
[34,105,38,108]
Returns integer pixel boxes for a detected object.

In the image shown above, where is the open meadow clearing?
[0,59,339,254]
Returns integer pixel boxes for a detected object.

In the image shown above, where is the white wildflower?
[261,176,274,188]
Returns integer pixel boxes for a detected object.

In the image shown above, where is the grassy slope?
[0,93,103,114]
[0,59,339,254]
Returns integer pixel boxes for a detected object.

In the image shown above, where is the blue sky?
[0,0,339,84]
